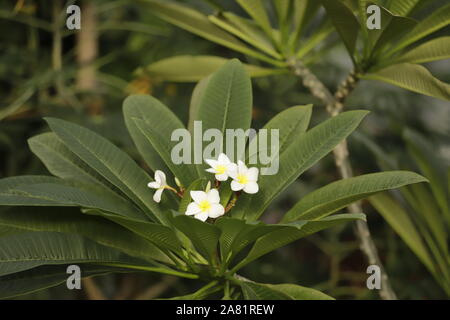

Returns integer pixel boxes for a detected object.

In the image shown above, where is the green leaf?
[236,0,274,41]
[393,3,450,53]
[45,117,163,223]
[296,22,334,59]
[232,213,366,271]
[0,207,171,264]
[140,55,285,82]
[0,88,33,121]
[239,280,334,300]
[0,177,145,221]
[29,133,119,191]
[0,232,150,277]
[0,264,127,299]
[208,14,281,60]
[143,0,283,67]
[123,95,169,174]
[371,14,417,57]
[236,110,368,221]
[215,218,272,263]
[125,94,197,186]
[195,59,252,175]
[171,214,221,263]
[369,193,435,273]
[281,171,427,223]
[246,104,312,168]
[363,63,450,101]
[188,76,211,133]
[404,130,449,221]
[320,0,360,58]
[289,0,321,51]
[388,0,421,16]
[393,37,450,64]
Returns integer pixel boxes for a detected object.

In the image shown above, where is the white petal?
[190,190,207,203]
[206,168,217,173]
[237,160,247,173]
[208,204,225,218]
[153,188,164,203]
[205,158,218,168]
[185,202,201,216]
[218,153,230,164]
[207,189,220,204]
[247,167,259,181]
[231,180,244,191]
[227,162,238,173]
[147,181,160,189]
[215,173,228,181]
[243,182,259,194]
[194,212,209,222]
[154,170,166,185]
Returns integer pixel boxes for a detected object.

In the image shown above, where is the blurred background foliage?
[0,0,449,299]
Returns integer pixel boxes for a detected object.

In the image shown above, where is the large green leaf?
[247,105,313,164]
[320,0,360,58]
[369,6,417,56]
[143,0,283,66]
[123,95,169,174]
[239,280,334,300]
[281,171,427,223]
[363,63,450,101]
[45,117,163,222]
[29,133,119,191]
[0,178,145,221]
[393,3,450,53]
[124,94,197,186]
[393,37,450,67]
[188,76,211,133]
[195,59,252,174]
[235,110,368,221]
[140,55,285,82]
[369,193,434,273]
[0,207,171,264]
[0,232,150,277]
[0,264,128,299]
[232,213,365,271]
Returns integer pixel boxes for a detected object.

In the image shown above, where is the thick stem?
[289,59,397,300]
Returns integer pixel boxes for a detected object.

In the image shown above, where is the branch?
[288,59,397,300]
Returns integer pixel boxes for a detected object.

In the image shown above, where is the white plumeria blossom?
[185,189,225,222]
[205,153,237,181]
[229,160,259,194]
[147,170,168,203]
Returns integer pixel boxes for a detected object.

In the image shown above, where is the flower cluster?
[148,153,259,222]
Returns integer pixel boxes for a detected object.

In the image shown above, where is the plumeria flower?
[205,153,237,181]
[185,189,225,222]
[229,160,259,194]
[147,170,169,203]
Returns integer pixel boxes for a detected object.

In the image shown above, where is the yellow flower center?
[237,174,248,185]
[199,200,211,212]
[216,165,227,175]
